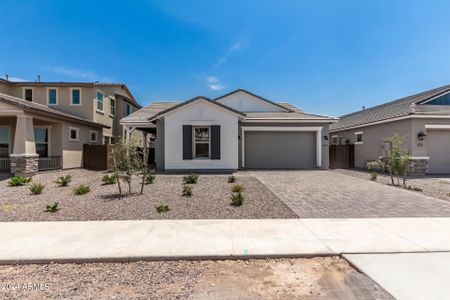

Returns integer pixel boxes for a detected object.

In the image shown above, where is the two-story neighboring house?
[0,78,141,175]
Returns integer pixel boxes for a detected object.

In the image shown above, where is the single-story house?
[330,84,450,174]
[120,89,338,171]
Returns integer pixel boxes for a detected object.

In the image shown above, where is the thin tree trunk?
[116,173,122,195]
[140,168,146,195]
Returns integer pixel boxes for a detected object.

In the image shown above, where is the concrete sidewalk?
[1,218,450,263]
[344,252,450,300]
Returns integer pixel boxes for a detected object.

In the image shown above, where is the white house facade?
[121,89,338,171]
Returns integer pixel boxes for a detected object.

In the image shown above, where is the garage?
[427,130,450,173]
[243,131,317,169]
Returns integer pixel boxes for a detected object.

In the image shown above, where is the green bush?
[231,192,244,206]
[73,184,90,195]
[182,185,193,197]
[144,171,156,184]
[232,184,244,193]
[155,204,170,213]
[102,174,117,185]
[30,182,45,195]
[56,175,72,187]
[45,202,60,213]
[183,173,199,184]
[370,172,378,181]
[8,176,32,187]
[228,175,236,183]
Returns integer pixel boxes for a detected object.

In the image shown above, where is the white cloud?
[52,66,114,82]
[204,76,226,91]
[6,76,28,82]
[208,84,226,91]
[206,76,220,83]
[214,39,248,69]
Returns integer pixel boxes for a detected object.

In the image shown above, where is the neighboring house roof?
[120,101,180,124]
[214,88,293,112]
[1,78,141,108]
[330,84,450,132]
[0,92,109,128]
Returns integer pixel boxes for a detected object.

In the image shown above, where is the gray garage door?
[244,131,316,169]
[428,130,450,173]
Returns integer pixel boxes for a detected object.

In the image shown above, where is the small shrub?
[30,182,45,195]
[182,185,193,197]
[102,174,117,185]
[73,184,90,195]
[156,204,170,213]
[8,176,32,186]
[232,184,244,193]
[231,192,244,206]
[45,202,60,213]
[370,172,378,181]
[144,171,156,184]
[56,175,72,187]
[228,175,236,183]
[183,173,199,184]
[406,186,423,192]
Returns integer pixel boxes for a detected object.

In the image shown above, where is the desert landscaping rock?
[0,257,393,300]
[0,170,296,221]
[336,169,450,203]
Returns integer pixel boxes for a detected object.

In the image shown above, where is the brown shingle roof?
[330,84,450,132]
[0,92,108,128]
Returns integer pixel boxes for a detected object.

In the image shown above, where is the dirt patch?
[0,257,392,300]
[0,170,296,221]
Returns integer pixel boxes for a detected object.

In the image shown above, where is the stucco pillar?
[143,131,148,166]
[10,114,39,175]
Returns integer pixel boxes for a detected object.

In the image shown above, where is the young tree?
[110,139,144,195]
[384,133,411,186]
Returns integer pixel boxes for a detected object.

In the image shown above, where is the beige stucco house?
[330,84,450,174]
[0,78,141,175]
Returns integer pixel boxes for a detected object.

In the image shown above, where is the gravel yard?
[0,170,296,221]
[0,257,392,300]
[335,169,450,202]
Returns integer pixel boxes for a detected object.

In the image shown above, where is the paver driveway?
[250,170,450,218]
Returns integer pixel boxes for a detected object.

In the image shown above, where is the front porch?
[0,113,62,175]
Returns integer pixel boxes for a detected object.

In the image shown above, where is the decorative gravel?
[0,170,297,221]
[335,169,450,202]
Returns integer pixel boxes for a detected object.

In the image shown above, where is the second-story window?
[47,88,57,105]
[110,98,116,116]
[71,88,81,105]
[24,88,33,101]
[96,91,104,112]
[126,103,133,116]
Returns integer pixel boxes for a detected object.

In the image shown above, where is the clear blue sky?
[1,0,450,116]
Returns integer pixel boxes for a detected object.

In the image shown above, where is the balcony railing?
[37,156,61,171]
[0,157,11,172]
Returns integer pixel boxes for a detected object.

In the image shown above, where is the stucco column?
[143,131,148,166]
[10,114,39,175]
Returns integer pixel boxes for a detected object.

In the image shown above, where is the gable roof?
[146,96,246,121]
[0,92,108,128]
[120,101,180,124]
[214,88,293,112]
[330,84,450,132]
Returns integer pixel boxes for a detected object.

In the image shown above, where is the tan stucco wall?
[0,81,11,95]
[62,122,103,169]
[332,119,413,168]
[412,118,450,157]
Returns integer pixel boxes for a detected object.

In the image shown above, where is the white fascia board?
[243,118,338,123]
[425,124,450,129]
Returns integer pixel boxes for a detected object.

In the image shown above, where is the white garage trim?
[425,125,450,129]
[241,126,322,168]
